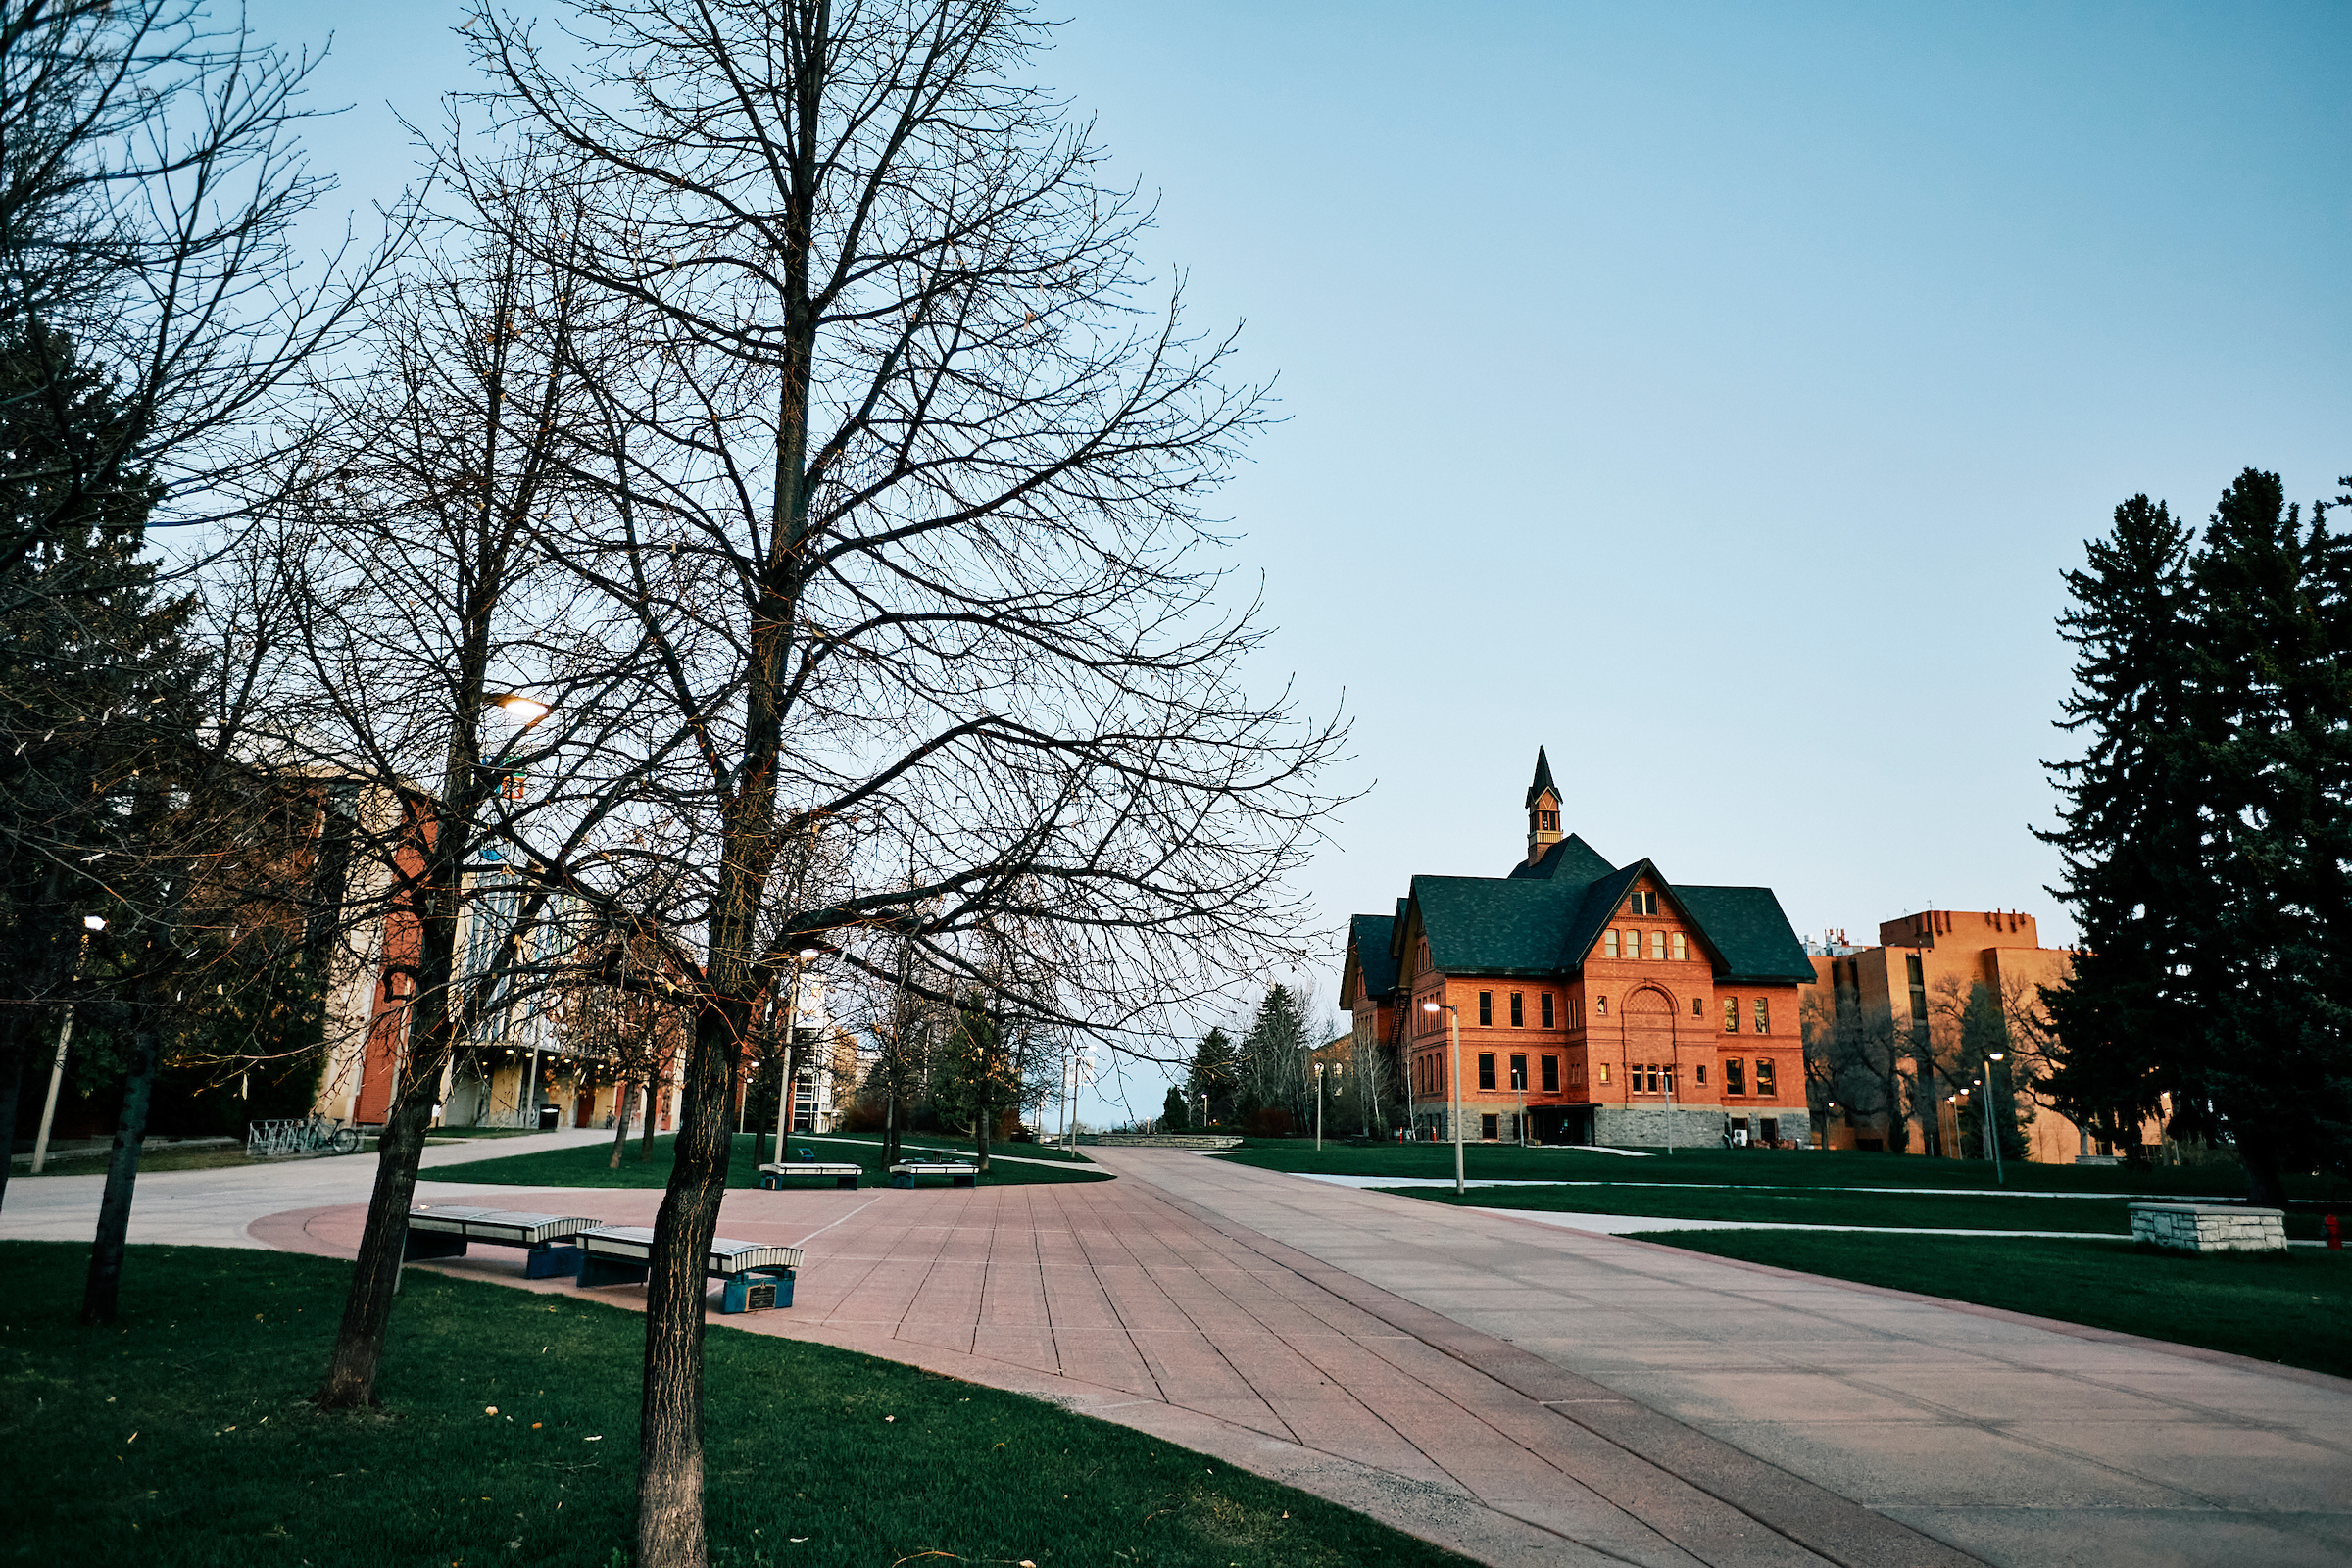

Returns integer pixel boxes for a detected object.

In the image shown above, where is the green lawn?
[446,1132,1108,1190]
[0,1241,1460,1568]
[1642,1230,2352,1380]
[1398,1184,2142,1233]
[1217,1139,2351,1200]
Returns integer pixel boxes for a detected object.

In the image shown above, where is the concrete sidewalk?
[0,1127,615,1248]
[1110,1149,2352,1568]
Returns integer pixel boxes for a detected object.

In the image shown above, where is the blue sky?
[249,1,2351,1122]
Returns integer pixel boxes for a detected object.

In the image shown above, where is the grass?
[446,1132,1109,1190]
[1216,1139,2352,1200]
[1642,1229,2352,1380]
[0,1241,1458,1568]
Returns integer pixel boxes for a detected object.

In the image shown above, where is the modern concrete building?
[1341,750,1817,1148]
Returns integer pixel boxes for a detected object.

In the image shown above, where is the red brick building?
[1341,750,1817,1147]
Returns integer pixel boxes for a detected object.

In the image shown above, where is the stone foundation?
[2128,1202,2286,1253]
[1593,1105,1811,1150]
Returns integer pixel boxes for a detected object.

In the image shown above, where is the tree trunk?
[0,1013,24,1214]
[316,1065,440,1406]
[634,999,740,1568]
[640,1079,659,1161]
[80,1016,161,1324]
[611,1078,636,1168]
[2238,1135,2290,1210]
[883,1089,898,1167]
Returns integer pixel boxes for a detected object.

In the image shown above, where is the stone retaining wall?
[1087,1134,1244,1150]
[2128,1201,2286,1253]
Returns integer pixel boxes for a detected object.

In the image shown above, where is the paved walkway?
[9,1141,2349,1567]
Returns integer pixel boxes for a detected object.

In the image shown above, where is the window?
[1604,929,1620,958]
[1663,1065,1675,1097]
[1648,930,1665,961]
[1481,1113,1499,1141]
[1724,997,1740,1033]
[1537,809,1559,831]
[1478,1054,1496,1091]
[1691,997,1703,1017]
[1541,993,1555,1029]
[1644,1063,1659,1093]
[1694,1063,1707,1086]
[1478,991,1493,1026]
[1629,891,1657,915]
[1753,998,1770,1035]
[1759,1116,1780,1145]
[1597,1062,1611,1084]
[1670,932,1688,961]
[1509,1054,1527,1090]
[1726,1057,1746,1096]
[1509,992,1524,1027]
[1755,1057,1777,1097]
[1596,996,1608,1016]
[1542,1055,1559,1092]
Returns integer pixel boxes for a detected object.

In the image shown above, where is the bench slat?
[578,1225,804,1275]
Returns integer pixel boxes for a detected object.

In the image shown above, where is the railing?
[247,1115,363,1159]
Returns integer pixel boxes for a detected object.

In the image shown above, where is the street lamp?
[1314,1060,1325,1152]
[1422,1000,1464,1196]
[29,915,106,1173]
[773,948,821,1165]
[1987,1052,2008,1187]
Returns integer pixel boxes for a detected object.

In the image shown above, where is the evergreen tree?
[2038,494,2200,1162]
[1238,983,1312,1134]
[1160,1084,1189,1130]
[1185,1026,1237,1126]
[2044,472,2352,1206]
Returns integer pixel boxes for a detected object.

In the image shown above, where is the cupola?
[1525,746,1563,865]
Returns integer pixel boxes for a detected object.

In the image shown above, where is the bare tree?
[464,4,1344,1560]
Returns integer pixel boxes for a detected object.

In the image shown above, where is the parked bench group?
[404,1205,800,1313]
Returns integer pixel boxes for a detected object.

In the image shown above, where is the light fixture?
[82,915,105,931]
[1989,1052,2004,1062]
[489,692,552,723]
[1422,1001,1439,1013]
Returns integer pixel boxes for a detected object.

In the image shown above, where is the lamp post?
[1423,1000,1463,1196]
[1987,1052,2007,1187]
[29,914,107,1172]
[1314,1060,1325,1152]
[1511,1055,1525,1148]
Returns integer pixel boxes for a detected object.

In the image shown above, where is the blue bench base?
[721,1270,795,1313]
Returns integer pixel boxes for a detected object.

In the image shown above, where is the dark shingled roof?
[1670,885,1816,983]
[1399,854,1812,985]
[1506,834,1615,882]
[1348,913,1399,999]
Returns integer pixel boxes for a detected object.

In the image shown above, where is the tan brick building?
[1341,751,1817,1148]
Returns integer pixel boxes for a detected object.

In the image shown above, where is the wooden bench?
[404,1207,601,1279]
[574,1226,803,1312]
[888,1160,977,1189]
[759,1161,862,1190]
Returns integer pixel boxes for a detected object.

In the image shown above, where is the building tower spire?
[1525,746,1563,866]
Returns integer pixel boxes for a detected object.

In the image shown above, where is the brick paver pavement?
[240,1149,2352,1568]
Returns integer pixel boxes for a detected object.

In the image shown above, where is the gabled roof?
[1396,856,1811,985]
[1525,746,1559,808]
[1344,913,1399,1003]
[1506,833,1614,882]
[1671,885,1817,983]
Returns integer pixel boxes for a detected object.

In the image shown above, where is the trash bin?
[537,1104,560,1131]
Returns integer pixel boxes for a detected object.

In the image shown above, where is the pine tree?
[1237,984,1312,1135]
[2038,494,2199,1161]
[2173,470,2352,1204]
[1185,1027,1237,1126]
[1160,1084,1188,1130]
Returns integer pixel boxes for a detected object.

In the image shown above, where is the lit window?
[1478,991,1493,1026]
[1695,1063,1708,1087]
[1542,1055,1559,1091]
[1478,1054,1496,1091]
[1726,1057,1746,1096]
[1754,998,1770,1035]
[1671,933,1688,961]
[1648,930,1665,961]
[1509,992,1524,1027]
[1541,993,1554,1029]
[1596,996,1608,1016]
[1597,1062,1611,1084]
[1756,1058,1777,1097]
[1604,929,1620,958]
[1724,997,1740,1033]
